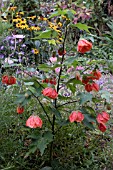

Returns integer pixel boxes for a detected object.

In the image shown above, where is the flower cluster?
[82,70,101,92]
[96,111,110,132]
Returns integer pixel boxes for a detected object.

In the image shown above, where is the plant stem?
[49,25,68,163]
[32,93,52,126]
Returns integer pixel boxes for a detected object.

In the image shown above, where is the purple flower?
[0,46,4,50]
[21,44,26,48]
[0,54,4,59]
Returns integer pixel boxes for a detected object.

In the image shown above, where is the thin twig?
[56,100,77,108]
[31,93,52,126]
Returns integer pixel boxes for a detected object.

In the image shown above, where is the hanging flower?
[97,111,110,124]
[77,39,92,53]
[42,87,58,99]
[69,111,84,123]
[17,106,24,114]
[98,123,107,132]
[26,115,42,128]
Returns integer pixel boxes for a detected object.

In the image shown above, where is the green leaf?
[83,114,95,130]
[37,131,53,156]
[71,23,93,32]
[37,30,52,39]
[48,39,56,45]
[14,96,25,104]
[78,92,93,105]
[38,64,52,72]
[57,119,69,127]
[66,78,82,85]
[24,82,34,86]
[28,86,37,95]
[67,84,76,94]
[49,9,76,18]
[64,57,78,65]
[49,107,61,118]
[99,90,111,103]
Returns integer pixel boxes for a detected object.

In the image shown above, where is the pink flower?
[76,66,84,71]
[50,57,57,63]
[26,115,42,128]
[69,111,84,123]
[67,66,74,73]
[55,67,61,74]
[42,87,58,99]
[97,111,110,124]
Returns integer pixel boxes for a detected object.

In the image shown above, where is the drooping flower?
[17,106,24,114]
[7,76,16,85]
[42,87,58,99]
[69,111,84,123]
[90,70,102,80]
[77,39,92,53]
[26,115,42,128]
[2,75,9,84]
[85,83,93,92]
[92,83,99,92]
[58,48,66,56]
[98,123,107,132]
[97,111,110,124]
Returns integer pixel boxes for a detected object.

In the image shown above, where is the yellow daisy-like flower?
[26,27,32,31]
[20,19,26,24]
[30,25,40,31]
[16,23,21,28]
[38,16,47,21]
[13,18,21,22]
[62,15,70,21]
[9,6,17,11]
[32,49,39,54]
[48,22,61,33]
[20,24,28,29]
[57,22,62,27]
[27,16,36,20]
[16,12,24,15]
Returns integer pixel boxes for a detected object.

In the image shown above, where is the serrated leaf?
[99,90,111,103]
[37,30,52,39]
[71,23,93,32]
[78,92,93,105]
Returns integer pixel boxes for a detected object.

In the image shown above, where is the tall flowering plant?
[0,4,111,162]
